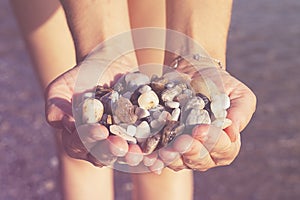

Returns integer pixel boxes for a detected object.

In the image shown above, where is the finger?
[210,134,241,166]
[172,134,195,154]
[124,144,144,166]
[194,125,240,166]
[77,123,109,143]
[45,68,78,128]
[224,122,239,143]
[167,157,188,172]
[89,140,117,166]
[143,152,158,167]
[192,125,227,152]
[226,84,256,141]
[191,124,210,143]
[107,135,129,157]
[148,159,165,175]
[61,129,87,160]
[158,146,180,165]
[182,139,215,171]
[46,98,73,128]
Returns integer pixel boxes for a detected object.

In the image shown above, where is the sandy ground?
[0,0,299,199]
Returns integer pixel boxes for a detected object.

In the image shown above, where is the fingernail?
[125,152,143,167]
[159,148,179,164]
[173,134,194,154]
[143,153,157,166]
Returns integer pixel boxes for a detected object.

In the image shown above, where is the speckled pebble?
[81,98,104,124]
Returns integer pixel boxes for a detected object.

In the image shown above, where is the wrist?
[61,0,132,62]
[165,0,233,69]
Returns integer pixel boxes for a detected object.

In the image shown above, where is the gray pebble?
[135,107,150,119]
[161,85,183,102]
[125,72,150,91]
[186,109,211,126]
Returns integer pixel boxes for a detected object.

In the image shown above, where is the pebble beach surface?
[0,0,300,199]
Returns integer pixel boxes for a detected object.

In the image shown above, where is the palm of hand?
[156,67,257,172]
[45,53,140,167]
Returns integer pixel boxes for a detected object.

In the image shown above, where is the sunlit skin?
[12,0,256,199]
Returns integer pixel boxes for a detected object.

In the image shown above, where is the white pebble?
[161,85,183,102]
[82,92,94,100]
[138,85,152,94]
[211,93,230,109]
[110,91,119,103]
[165,101,180,109]
[212,118,232,129]
[184,97,205,112]
[138,91,159,110]
[186,109,211,126]
[81,98,104,124]
[126,125,137,136]
[213,109,228,119]
[135,121,151,142]
[211,99,228,118]
[171,108,181,121]
[109,125,137,144]
[166,82,175,88]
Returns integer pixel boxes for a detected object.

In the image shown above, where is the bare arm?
[165,0,233,68]
[59,0,133,62]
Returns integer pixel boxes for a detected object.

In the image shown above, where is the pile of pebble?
[79,71,231,155]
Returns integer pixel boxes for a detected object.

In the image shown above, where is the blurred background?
[0,0,299,199]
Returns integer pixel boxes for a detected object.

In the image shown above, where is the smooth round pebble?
[138,85,152,94]
[165,101,180,109]
[171,108,181,121]
[109,125,137,144]
[138,91,159,110]
[211,93,230,109]
[81,98,104,124]
[185,109,211,126]
[135,121,151,142]
[212,118,232,129]
[135,107,150,119]
[126,125,137,137]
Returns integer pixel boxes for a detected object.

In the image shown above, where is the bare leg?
[11,1,114,199]
[128,1,194,199]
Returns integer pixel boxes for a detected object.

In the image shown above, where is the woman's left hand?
[147,67,256,173]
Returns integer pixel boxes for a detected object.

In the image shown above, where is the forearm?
[60,0,133,62]
[165,0,233,69]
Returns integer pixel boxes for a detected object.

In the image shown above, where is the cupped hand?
[147,66,256,173]
[45,49,144,167]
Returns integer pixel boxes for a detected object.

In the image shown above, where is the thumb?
[45,97,73,129]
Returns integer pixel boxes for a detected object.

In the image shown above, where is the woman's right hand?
[45,51,144,167]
